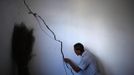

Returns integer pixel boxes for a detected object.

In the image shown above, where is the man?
[64,43,100,75]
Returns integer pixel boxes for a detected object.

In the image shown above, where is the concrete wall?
[0,0,133,75]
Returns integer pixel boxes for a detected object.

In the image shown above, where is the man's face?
[74,49,81,56]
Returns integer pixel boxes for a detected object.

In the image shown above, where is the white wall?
[0,0,134,75]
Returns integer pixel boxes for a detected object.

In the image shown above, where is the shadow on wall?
[85,48,106,75]
[11,23,35,75]
[96,56,106,75]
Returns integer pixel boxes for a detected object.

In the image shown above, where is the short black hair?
[74,43,84,52]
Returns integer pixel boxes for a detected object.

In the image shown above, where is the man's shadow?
[85,48,106,75]
[11,22,35,75]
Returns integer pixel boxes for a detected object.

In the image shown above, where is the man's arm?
[64,58,81,73]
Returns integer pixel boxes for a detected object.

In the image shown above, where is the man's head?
[74,43,84,56]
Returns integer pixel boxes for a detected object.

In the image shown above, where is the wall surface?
[0,0,134,75]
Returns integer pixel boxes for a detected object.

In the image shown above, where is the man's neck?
[80,50,85,56]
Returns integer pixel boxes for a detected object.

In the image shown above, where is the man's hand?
[64,58,71,63]
[64,58,81,72]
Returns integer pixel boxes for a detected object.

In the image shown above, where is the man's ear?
[30,29,33,34]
